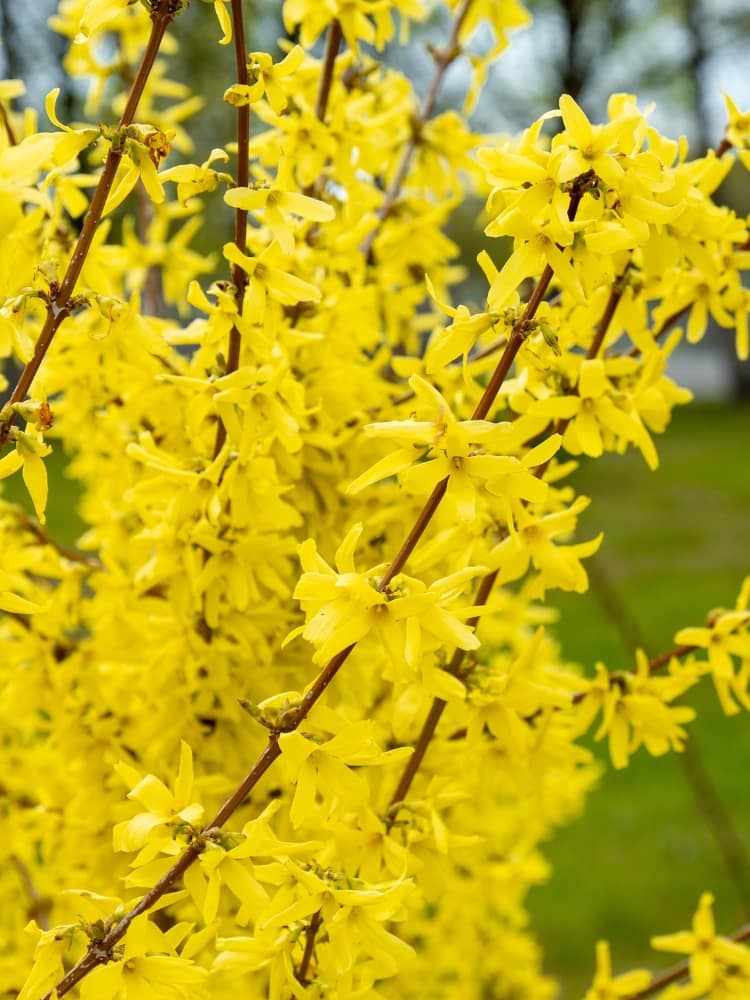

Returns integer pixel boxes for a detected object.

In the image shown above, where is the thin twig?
[11,854,51,930]
[315,21,342,122]
[212,0,250,457]
[360,0,474,258]
[586,278,626,360]
[296,909,322,984]
[43,737,282,999]
[0,101,18,146]
[15,510,102,569]
[301,21,343,198]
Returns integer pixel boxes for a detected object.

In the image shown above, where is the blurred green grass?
[3,404,749,998]
[1,442,86,544]
[528,402,750,998]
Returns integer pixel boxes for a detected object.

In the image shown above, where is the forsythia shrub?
[0,0,749,997]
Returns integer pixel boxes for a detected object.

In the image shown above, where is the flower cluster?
[1,1,749,999]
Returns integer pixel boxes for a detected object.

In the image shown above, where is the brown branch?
[315,21,342,122]
[212,0,250,458]
[647,643,696,674]
[40,182,594,1000]
[379,477,449,588]
[15,510,102,569]
[359,0,474,258]
[715,136,732,158]
[586,279,626,360]
[135,180,165,317]
[296,909,322,985]
[0,1,178,450]
[301,21,344,199]
[382,292,565,414]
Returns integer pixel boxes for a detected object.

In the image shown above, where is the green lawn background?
[528,402,750,997]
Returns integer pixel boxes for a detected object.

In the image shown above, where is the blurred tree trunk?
[682,0,749,399]
[0,0,67,113]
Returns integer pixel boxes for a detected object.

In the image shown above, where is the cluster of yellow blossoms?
[0,0,749,998]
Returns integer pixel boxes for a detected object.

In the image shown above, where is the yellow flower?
[574,653,697,769]
[652,893,750,992]
[489,495,603,597]
[79,914,207,1000]
[422,272,501,374]
[279,720,411,827]
[676,594,750,716]
[723,93,750,151]
[0,571,41,614]
[224,181,335,255]
[529,358,657,468]
[262,862,415,978]
[222,241,323,317]
[75,0,138,39]
[112,741,204,861]
[43,87,100,166]
[348,374,561,521]
[207,0,232,44]
[17,921,79,1000]
[286,522,484,666]
[160,147,231,204]
[0,425,51,524]
[583,941,651,1000]
[551,93,642,189]
[224,47,305,114]
[103,124,174,214]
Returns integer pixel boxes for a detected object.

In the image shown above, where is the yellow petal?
[578,359,607,399]
[279,191,335,222]
[0,591,41,614]
[20,449,48,524]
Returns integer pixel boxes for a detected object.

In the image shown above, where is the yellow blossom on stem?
[79,914,208,1000]
[113,741,204,861]
[224,47,305,114]
[348,374,561,521]
[287,522,484,666]
[651,893,750,992]
[224,181,335,255]
[583,940,651,1000]
[529,358,658,468]
[489,495,603,596]
[222,240,323,316]
[676,587,750,715]
[160,147,231,204]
